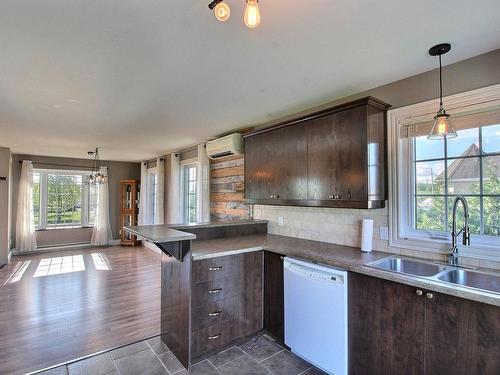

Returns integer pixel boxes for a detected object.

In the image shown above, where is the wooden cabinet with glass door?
[120,179,141,246]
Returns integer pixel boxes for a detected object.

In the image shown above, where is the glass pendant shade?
[214,2,230,22]
[428,106,457,140]
[244,0,261,28]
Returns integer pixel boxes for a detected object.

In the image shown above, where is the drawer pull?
[208,266,223,271]
[208,310,222,317]
[208,288,222,294]
[208,333,221,340]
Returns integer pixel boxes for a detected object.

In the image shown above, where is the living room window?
[182,163,197,223]
[389,85,500,259]
[33,169,98,229]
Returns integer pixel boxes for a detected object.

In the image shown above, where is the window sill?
[36,225,94,231]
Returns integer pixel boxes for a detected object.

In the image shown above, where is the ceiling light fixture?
[244,0,261,28]
[86,147,107,185]
[208,0,261,29]
[209,0,231,22]
[428,43,457,140]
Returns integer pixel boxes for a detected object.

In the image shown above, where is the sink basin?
[369,257,444,277]
[438,269,500,294]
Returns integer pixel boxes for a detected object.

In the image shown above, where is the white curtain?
[138,162,149,225]
[156,157,165,224]
[91,166,113,246]
[196,144,211,222]
[166,153,182,224]
[16,160,37,251]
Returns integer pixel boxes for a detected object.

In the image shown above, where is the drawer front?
[192,276,243,307]
[192,254,244,283]
[191,320,239,359]
[191,296,240,331]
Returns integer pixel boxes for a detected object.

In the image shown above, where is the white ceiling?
[1,0,499,161]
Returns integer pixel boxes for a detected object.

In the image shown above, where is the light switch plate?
[278,216,284,226]
[379,226,389,240]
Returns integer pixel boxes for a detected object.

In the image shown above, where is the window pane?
[415,135,443,160]
[447,196,481,235]
[447,128,479,158]
[416,161,445,194]
[416,196,446,232]
[482,124,500,154]
[33,172,40,227]
[483,155,499,194]
[446,157,480,194]
[47,174,82,226]
[483,196,500,236]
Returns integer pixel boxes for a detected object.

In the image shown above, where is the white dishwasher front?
[284,257,348,375]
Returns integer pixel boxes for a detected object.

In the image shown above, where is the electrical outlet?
[379,226,389,240]
[278,216,284,226]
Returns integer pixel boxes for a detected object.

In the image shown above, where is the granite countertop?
[124,219,267,243]
[191,233,500,308]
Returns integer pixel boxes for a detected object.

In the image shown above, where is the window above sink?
[388,84,500,261]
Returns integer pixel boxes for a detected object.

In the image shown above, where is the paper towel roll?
[361,218,374,253]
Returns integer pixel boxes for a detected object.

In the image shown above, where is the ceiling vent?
[206,133,243,159]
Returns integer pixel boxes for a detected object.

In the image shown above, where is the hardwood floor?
[0,245,161,375]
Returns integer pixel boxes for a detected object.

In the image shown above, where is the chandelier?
[86,147,107,185]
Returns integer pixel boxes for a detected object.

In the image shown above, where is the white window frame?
[146,167,159,224]
[180,158,198,224]
[388,84,500,261]
[34,169,96,230]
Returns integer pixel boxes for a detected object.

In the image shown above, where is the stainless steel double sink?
[367,256,500,294]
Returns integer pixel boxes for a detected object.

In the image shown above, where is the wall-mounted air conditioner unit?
[206,133,243,159]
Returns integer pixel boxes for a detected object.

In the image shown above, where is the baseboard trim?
[12,239,121,256]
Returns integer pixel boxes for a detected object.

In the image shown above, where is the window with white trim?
[148,170,159,224]
[389,85,500,259]
[182,163,197,223]
[33,169,98,229]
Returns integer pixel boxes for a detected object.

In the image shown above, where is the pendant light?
[244,0,261,28]
[209,0,231,22]
[86,147,107,185]
[428,43,457,140]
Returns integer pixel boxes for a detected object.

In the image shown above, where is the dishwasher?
[284,257,348,375]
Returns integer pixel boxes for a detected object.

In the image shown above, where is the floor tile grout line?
[209,346,247,368]
[258,349,286,363]
[297,366,313,375]
[146,340,174,375]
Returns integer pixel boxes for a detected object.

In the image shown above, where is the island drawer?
[191,295,240,331]
[191,320,239,358]
[192,276,243,306]
[192,254,245,283]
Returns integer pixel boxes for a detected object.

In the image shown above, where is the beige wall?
[0,147,12,265]
[251,49,500,270]
[11,154,140,248]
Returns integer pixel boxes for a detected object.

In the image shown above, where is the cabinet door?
[245,125,307,201]
[424,292,500,375]
[307,107,367,201]
[348,273,425,375]
[264,251,284,342]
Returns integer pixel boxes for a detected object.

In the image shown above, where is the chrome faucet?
[449,196,471,266]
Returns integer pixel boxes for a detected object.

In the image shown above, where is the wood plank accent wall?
[210,155,250,221]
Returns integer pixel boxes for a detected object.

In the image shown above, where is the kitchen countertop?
[191,233,500,308]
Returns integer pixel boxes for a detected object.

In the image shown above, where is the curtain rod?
[18,160,105,170]
[143,157,165,166]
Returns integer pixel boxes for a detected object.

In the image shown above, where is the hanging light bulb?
[428,43,457,140]
[214,2,230,22]
[244,0,261,29]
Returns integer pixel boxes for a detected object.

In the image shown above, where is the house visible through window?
[33,169,98,229]
[183,164,197,223]
[390,89,500,257]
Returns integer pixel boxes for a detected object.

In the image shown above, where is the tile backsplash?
[252,204,500,270]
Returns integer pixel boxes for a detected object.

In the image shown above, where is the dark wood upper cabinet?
[245,125,307,201]
[349,272,500,375]
[244,97,390,208]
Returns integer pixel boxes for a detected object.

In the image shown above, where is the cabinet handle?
[208,266,223,271]
[208,288,222,294]
[415,290,423,296]
[269,194,280,199]
[208,310,222,317]
[329,195,342,200]
[208,333,221,340]
[426,292,434,299]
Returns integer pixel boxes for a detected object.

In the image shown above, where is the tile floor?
[35,334,327,375]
